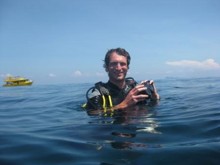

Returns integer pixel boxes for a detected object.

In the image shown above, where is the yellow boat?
[3,76,33,87]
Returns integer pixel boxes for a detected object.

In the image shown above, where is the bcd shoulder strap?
[95,81,109,95]
[125,77,137,88]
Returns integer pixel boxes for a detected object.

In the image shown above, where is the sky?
[1,0,220,84]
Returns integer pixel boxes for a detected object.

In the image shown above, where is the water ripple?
[0,78,220,164]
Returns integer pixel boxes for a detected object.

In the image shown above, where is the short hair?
[103,48,131,69]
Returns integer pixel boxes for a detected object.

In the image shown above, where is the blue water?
[0,77,220,165]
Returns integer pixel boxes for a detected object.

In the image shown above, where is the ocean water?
[0,77,220,165]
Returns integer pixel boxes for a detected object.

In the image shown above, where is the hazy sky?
[1,0,220,84]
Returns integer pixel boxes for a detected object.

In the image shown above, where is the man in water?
[85,48,160,110]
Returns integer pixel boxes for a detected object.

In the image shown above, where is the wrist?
[113,102,127,110]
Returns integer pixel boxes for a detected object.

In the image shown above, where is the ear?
[104,64,109,72]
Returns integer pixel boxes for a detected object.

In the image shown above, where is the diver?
[84,48,160,110]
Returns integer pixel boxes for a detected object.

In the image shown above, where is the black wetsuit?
[86,78,137,110]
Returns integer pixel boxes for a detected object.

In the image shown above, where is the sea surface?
[0,77,220,165]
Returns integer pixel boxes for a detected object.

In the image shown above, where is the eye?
[109,62,127,67]
[119,62,126,66]
[109,62,118,67]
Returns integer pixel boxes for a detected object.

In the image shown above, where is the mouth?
[115,72,125,78]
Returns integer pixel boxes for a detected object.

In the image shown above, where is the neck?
[109,79,126,89]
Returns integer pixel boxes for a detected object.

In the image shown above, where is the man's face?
[106,52,128,82]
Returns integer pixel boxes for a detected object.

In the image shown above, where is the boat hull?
[3,76,33,87]
[3,81,33,87]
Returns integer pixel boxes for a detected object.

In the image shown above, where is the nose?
[115,62,122,69]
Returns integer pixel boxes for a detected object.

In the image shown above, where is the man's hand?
[113,84,149,109]
[113,80,160,110]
